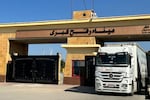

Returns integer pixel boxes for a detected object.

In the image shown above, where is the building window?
[72,60,85,77]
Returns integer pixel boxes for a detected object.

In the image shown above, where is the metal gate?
[84,56,96,87]
[7,55,59,84]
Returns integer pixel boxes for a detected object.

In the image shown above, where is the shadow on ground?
[65,86,146,97]
[65,86,96,94]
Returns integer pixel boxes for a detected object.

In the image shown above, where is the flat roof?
[0,14,150,28]
[62,44,100,48]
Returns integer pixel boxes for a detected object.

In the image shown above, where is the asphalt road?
[0,83,145,100]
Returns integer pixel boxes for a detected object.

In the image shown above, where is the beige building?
[0,10,150,85]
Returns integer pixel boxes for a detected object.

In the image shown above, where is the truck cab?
[95,43,147,95]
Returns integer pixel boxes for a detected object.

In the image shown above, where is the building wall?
[0,32,28,82]
[0,12,149,84]
[64,47,99,77]
[9,41,28,56]
[0,33,15,81]
[63,37,100,85]
[68,37,96,45]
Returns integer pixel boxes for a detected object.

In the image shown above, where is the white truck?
[146,51,150,99]
[95,43,147,95]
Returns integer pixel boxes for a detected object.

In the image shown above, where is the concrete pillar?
[0,32,28,82]
[0,33,16,82]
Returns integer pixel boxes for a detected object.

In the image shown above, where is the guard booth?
[6,55,61,84]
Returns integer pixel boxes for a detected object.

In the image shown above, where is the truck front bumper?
[95,78,132,94]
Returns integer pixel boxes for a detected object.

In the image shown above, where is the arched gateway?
[0,10,150,84]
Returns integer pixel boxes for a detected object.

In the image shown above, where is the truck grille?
[100,72,123,82]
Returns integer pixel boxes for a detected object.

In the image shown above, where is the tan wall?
[73,10,93,19]
[64,37,99,77]
[9,41,28,56]
[0,33,16,81]
[0,33,28,82]
[68,37,96,44]
[64,48,99,77]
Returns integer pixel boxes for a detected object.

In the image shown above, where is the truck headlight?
[121,84,128,89]
[95,83,101,89]
[95,78,100,82]
[95,71,101,77]
[125,80,128,83]
[95,79,101,87]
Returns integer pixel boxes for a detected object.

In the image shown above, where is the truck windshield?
[96,52,130,65]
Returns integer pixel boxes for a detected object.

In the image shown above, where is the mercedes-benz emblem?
[109,73,113,78]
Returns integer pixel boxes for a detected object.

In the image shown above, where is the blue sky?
[0,0,150,59]
[0,0,150,22]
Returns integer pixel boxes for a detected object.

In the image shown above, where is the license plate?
[107,84,115,87]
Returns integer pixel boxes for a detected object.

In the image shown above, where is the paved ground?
[0,83,145,100]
